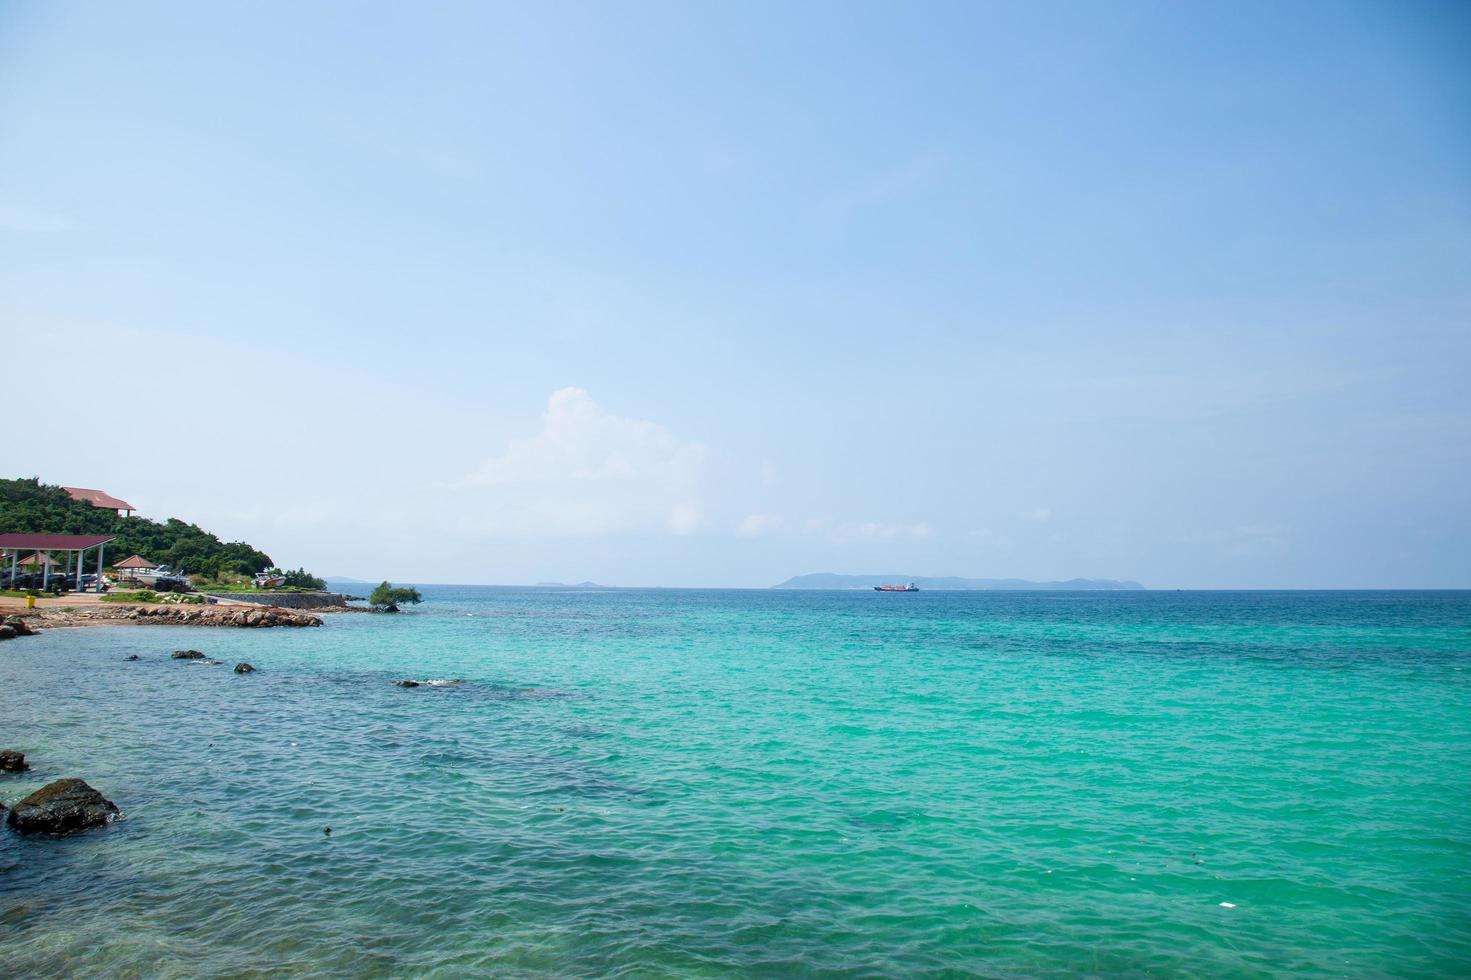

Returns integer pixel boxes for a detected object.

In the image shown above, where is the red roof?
[0,533,117,551]
[114,554,158,569]
[64,487,137,511]
[19,553,57,566]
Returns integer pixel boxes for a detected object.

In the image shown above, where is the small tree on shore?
[369,581,422,613]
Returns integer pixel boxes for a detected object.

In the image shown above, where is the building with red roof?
[63,487,137,516]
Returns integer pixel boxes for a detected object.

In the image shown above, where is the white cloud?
[668,503,703,535]
[463,388,708,536]
[817,520,932,543]
[737,513,782,537]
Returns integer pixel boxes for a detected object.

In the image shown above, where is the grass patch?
[101,590,160,603]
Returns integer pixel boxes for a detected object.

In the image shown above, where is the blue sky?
[2,1,1468,587]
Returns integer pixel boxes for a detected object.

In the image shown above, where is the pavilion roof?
[114,554,158,569]
[64,487,137,511]
[0,533,117,552]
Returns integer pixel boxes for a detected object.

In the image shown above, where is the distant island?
[534,581,604,588]
[773,573,1144,591]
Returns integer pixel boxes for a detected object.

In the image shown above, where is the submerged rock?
[189,659,223,666]
[0,624,15,640]
[394,679,421,688]
[6,778,119,834]
[234,662,255,674]
[172,649,206,660]
[0,750,29,773]
[125,654,141,661]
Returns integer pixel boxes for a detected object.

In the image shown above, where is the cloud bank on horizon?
[461,387,709,537]
[0,2,1467,588]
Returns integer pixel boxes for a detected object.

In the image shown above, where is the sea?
[2,587,1468,977]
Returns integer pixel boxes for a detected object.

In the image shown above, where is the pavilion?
[17,552,59,576]
[0,533,117,592]
[114,554,158,585]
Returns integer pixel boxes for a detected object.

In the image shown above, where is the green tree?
[0,477,320,583]
[283,567,327,590]
[368,581,423,612]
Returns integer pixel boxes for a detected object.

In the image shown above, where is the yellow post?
[25,595,36,609]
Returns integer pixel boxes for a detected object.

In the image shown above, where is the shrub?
[368,581,423,612]
[282,568,327,591]
[101,589,159,603]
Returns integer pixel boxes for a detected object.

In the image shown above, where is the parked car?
[4,571,59,591]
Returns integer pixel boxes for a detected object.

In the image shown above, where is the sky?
[1,0,1468,588]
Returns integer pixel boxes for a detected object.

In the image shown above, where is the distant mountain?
[324,575,373,584]
[773,573,1144,591]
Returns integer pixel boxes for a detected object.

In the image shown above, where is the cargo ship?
[873,583,919,592]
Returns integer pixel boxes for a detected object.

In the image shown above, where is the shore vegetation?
[0,477,323,583]
[100,590,160,604]
[369,582,423,612]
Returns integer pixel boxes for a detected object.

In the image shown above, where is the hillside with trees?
[0,477,305,581]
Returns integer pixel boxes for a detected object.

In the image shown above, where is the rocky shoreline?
[9,603,323,630]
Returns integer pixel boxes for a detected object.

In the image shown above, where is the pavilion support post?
[42,554,49,591]
[9,550,15,590]
[76,549,84,592]
[97,543,105,592]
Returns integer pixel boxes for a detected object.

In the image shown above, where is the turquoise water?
[2,588,1469,977]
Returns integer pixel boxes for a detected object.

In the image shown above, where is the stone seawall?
[203,592,355,610]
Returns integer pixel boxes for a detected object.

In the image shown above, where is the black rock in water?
[0,750,28,773]
[394,679,420,688]
[0,615,36,639]
[125,654,141,661]
[234,662,255,674]
[6,778,119,834]
[171,650,206,660]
